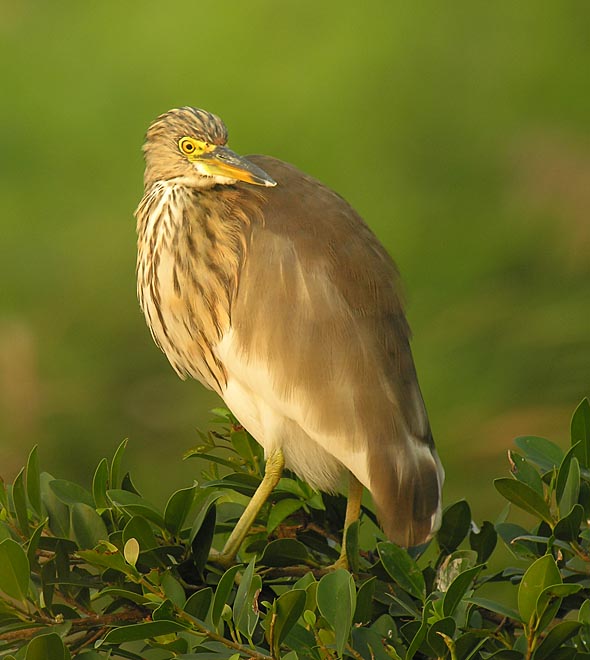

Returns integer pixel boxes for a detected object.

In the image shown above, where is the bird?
[135,106,444,566]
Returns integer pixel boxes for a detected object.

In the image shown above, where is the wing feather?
[220,156,443,545]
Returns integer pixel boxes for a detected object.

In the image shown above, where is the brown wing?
[229,156,443,546]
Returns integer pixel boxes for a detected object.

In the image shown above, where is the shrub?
[0,399,589,659]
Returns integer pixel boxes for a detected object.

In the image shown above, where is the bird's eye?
[179,137,196,155]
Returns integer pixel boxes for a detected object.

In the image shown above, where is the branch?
[0,609,146,643]
[179,611,273,660]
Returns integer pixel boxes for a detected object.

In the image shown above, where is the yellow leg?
[209,449,285,567]
[333,472,364,570]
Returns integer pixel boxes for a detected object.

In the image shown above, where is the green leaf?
[559,457,580,518]
[191,502,217,575]
[26,446,42,517]
[304,580,318,615]
[317,569,356,657]
[496,521,538,559]
[531,591,561,637]
[404,607,430,660]
[107,489,165,528]
[162,571,186,607]
[25,632,65,660]
[211,564,241,627]
[443,565,484,617]
[205,472,262,496]
[306,492,325,511]
[40,472,70,537]
[267,498,303,534]
[44,571,98,589]
[555,442,579,505]
[92,458,109,509]
[553,504,584,542]
[294,571,315,590]
[98,587,150,605]
[352,627,396,660]
[210,406,232,420]
[77,544,140,580]
[436,549,478,592]
[344,519,360,574]
[188,491,224,545]
[303,609,316,627]
[121,471,141,495]
[110,438,128,489]
[469,521,497,563]
[276,478,308,499]
[514,436,564,472]
[533,620,582,660]
[509,534,568,554]
[272,589,306,658]
[123,515,158,551]
[468,596,522,622]
[13,467,30,536]
[188,452,237,470]
[258,538,310,567]
[536,583,581,618]
[509,451,544,495]
[49,480,95,508]
[123,538,140,567]
[377,542,425,601]
[579,598,590,624]
[164,484,197,535]
[371,613,397,640]
[152,597,176,622]
[0,523,11,542]
[27,519,46,566]
[231,428,262,466]
[0,477,8,510]
[354,576,376,624]
[426,617,456,657]
[494,478,553,524]
[184,587,212,620]
[0,539,29,601]
[485,651,525,660]
[70,502,109,549]
[580,481,590,519]
[437,500,471,552]
[99,620,187,645]
[233,559,261,639]
[571,398,590,468]
[517,554,561,624]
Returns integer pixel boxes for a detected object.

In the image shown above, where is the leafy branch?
[0,398,588,659]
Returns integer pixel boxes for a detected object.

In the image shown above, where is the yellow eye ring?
[179,137,196,155]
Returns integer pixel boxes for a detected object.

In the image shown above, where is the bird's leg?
[209,448,285,567]
[333,472,364,570]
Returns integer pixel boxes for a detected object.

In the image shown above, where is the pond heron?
[136,107,444,566]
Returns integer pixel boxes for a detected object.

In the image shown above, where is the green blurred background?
[1,1,588,522]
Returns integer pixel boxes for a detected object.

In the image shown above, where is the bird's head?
[142,106,277,189]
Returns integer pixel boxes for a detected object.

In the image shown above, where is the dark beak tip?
[205,145,277,188]
[249,164,276,188]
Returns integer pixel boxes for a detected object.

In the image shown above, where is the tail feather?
[368,438,444,547]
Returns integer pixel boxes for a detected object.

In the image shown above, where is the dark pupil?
[184,142,194,152]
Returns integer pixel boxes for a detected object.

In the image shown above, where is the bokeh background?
[1,2,589,522]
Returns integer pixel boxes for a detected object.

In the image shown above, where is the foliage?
[0,399,589,659]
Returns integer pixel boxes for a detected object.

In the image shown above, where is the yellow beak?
[197,146,276,187]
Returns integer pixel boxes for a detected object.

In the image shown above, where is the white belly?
[216,331,372,493]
